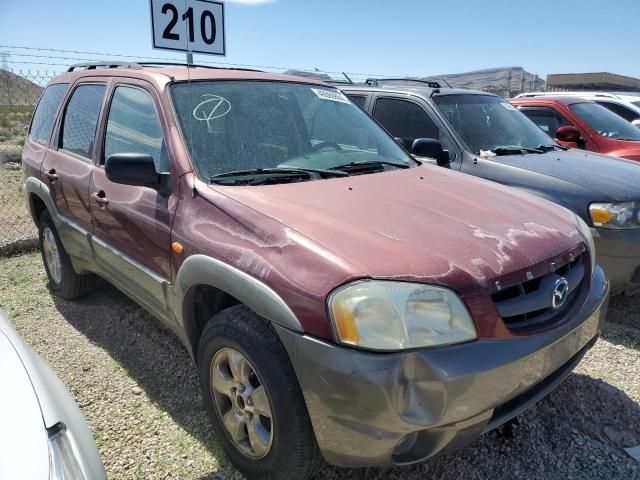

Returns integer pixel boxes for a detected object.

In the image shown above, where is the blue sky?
[1,0,639,80]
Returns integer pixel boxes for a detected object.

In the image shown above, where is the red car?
[511,96,640,161]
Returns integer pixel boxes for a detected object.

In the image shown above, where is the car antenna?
[342,72,353,84]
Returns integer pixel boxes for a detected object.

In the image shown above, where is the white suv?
[516,91,640,128]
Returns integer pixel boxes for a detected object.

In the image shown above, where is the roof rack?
[67,61,143,72]
[365,78,442,89]
[67,61,263,73]
[138,61,263,72]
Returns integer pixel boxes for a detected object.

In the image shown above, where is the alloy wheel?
[210,347,274,458]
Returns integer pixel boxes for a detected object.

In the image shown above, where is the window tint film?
[61,84,106,159]
[30,83,68,145]
[347,95,367,109]
[520,107,570,138]
[596,101,640,122]
[104,86,165,171]
[373,98,441,150]
[170,81,412,181]
[569,102,640,141]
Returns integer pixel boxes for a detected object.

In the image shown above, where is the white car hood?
[0,330,49,480]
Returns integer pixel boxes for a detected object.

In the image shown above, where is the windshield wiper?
[210,167,348,185]
[329,160,412,172]
[537,144,567,152]
[492,146,544,155]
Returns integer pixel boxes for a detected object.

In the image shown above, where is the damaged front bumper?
[274,266,609,468]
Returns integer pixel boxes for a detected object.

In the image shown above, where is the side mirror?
[556,125,581,143]
[556,125,586,149]
[411,138,450,166]
[632,119,640,129]
[105,154,171,194]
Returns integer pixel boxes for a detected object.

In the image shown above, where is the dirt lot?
[0,251,639,480]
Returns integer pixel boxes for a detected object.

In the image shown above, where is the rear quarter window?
[29,83,68,145]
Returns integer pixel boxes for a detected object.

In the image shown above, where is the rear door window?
[373,97,445,151]
[347,95,367,110]
[60,84,106,160]
[104,86,166,171]
[519,106,571,138]
[30,83,68,145]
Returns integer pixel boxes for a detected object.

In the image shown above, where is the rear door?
[89,80,174,317]
[22,83,69,179]
[42,81,107,255]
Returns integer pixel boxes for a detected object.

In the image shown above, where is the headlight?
[48,423,87,480]
[589,201,639,229]
[575,215,596,274]
[328,280,477,351]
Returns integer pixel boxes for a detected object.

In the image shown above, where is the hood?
[491,149,640,200]
[0,330,49,480]
[211,165,583,295]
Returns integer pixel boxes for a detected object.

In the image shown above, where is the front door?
[89,81,174,317]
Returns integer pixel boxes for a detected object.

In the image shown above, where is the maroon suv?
[22,62,608,480]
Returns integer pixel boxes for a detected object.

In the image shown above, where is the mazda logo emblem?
[551,278,570,309]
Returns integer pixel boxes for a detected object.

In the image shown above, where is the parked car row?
[14,62,636,479]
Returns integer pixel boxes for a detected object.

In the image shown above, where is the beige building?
[546,72,640,92]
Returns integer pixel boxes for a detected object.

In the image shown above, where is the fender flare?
[171,254,303,335]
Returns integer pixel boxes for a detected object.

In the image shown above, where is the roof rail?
[67,61,143,72]
[67,60,263,73]
[365,78,442,88]
[137,61,263,72]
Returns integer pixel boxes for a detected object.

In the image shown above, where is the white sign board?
[150,0,225,56]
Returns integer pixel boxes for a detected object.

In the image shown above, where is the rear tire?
[38,210,95,299]
[198,305,323,480]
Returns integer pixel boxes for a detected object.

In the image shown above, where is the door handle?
[44,169,58,182]
[91,191,109,207]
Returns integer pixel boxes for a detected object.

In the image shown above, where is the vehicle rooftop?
[510,96,595,106]
[338,80,493,98]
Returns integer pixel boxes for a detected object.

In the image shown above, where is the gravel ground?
[0,251,639,480]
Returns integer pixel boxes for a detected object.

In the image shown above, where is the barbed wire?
[0,44,406,79]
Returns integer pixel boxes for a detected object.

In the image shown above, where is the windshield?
[569,102,640,141]
[433,94,555,154]
[170,81,414,183]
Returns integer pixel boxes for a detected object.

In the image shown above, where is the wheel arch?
[173,254,304,361]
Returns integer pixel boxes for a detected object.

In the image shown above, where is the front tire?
[38,210,95,299]
[198,305,322,480]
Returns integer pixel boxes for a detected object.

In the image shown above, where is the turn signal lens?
[171,242,184,254]
[332,303,360,344]
[589,202,638,228]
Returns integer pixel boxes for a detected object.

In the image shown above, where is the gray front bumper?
[593,227,640,295]
[275,266,608,468]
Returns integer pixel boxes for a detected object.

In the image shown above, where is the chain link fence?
[0,69,58,254]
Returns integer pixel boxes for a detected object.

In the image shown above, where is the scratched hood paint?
[212,165,582,295]
[491,149,640,200]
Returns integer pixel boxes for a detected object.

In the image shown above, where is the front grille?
[492,253,586,330]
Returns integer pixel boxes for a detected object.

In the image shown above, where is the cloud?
[224,0,274,4]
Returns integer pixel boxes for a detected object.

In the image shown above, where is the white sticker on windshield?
[311,88,351,104]
[501,102,517,111]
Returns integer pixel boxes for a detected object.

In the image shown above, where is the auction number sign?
[150,0,225,55]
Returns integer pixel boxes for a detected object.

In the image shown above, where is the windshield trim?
[167,79,417,185]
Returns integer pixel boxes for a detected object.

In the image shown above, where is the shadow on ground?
[54,282,640,480]
[603,295,640,351]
